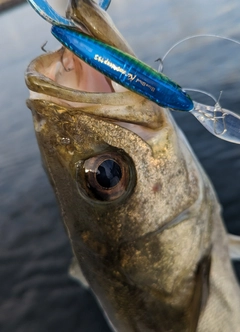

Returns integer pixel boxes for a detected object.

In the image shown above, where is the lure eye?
[76,151,135,202]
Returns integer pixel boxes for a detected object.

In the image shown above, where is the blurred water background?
[1,0,240,331]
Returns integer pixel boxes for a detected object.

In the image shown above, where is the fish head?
[26,40,203,243]
[26,47,196,238]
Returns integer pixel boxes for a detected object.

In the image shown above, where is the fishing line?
[157,34,240,73]
[182,88,219,105]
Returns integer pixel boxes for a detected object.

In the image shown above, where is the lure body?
[51,25,194,111]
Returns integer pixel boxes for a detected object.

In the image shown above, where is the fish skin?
[25,0,240,331]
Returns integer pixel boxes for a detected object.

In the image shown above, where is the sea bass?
[25,1,240,331]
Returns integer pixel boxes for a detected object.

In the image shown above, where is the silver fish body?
[25,1,240,331]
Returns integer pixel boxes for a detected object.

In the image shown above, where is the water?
[1,1,240,331]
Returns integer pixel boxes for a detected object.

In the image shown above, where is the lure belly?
[51,25,194,111]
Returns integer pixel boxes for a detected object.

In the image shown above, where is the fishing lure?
[27,0,193,111]
[27,0,240,144]
[51,25,193,111]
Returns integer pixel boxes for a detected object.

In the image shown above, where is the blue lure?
[51,25,194,111]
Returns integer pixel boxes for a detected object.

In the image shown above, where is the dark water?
[1,1,240,331]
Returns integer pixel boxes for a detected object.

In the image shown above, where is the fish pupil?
[96,160,122,188]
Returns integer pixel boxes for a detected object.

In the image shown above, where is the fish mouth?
[36,47,128,97]
[41,48,116,96]
[26,47,170,142]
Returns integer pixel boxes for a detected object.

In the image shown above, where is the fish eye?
[76,151,136,202]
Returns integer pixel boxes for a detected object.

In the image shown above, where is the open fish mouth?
[25,45,171,143]
[46,48,116,95]
[28,47,129,102]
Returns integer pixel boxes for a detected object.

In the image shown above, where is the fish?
[25,0,240,331]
